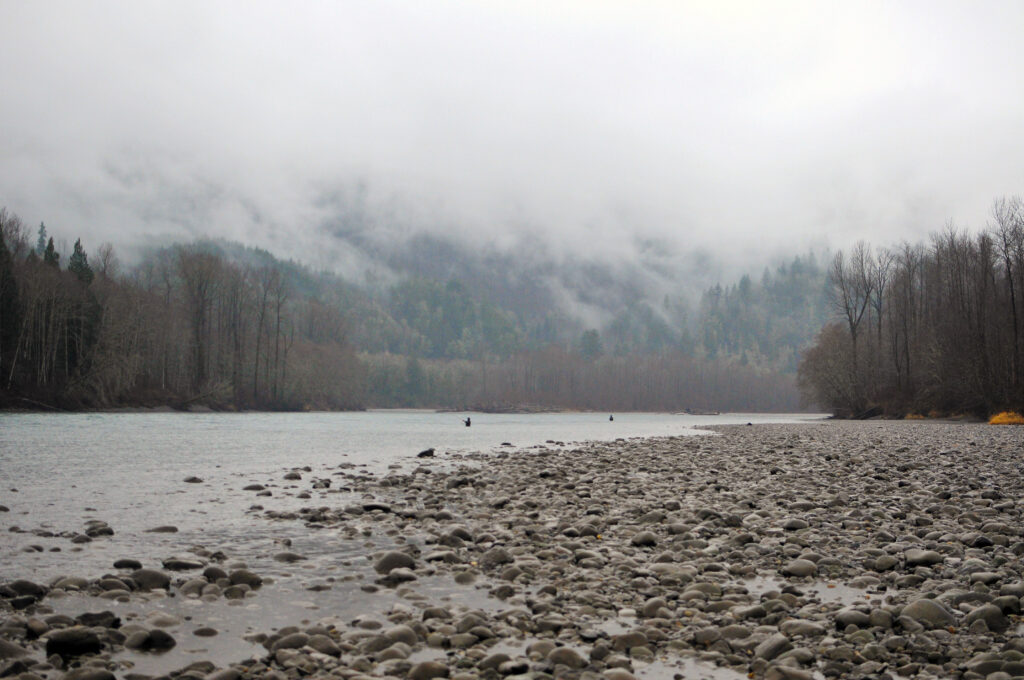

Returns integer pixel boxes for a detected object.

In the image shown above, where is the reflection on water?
[741,574,890,606]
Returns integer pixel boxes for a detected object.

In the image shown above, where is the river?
[0,410,823,676]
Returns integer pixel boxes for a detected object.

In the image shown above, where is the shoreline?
[3,421,1024,679]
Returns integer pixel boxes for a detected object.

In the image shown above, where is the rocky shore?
[3,421,1024,680]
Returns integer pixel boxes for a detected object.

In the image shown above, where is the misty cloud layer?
[3,1,1024,274]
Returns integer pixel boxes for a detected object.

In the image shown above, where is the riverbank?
[3,421,1024,679]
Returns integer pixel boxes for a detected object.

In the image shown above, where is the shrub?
[989,411,1024,425]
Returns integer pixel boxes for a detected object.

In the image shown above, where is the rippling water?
[0,409,822,541]
[0,409,822,675]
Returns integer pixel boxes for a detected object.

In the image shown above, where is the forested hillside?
[0,205,826,411]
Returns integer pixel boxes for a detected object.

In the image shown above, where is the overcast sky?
[2,0,1024,271]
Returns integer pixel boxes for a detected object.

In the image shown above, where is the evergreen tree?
[43,237,60,268]
[69,238,94,284]
[36,222,47,256]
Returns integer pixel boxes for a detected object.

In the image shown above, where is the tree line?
[798,196,1024,418]
[1,205,809,412]
[362,349,799,412]
[0,209,362,409]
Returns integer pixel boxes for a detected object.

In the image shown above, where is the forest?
[0,205,824,412]
[798,197,1024,418]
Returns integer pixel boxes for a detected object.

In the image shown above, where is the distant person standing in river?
[464,417,471,427]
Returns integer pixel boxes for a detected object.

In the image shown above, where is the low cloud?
[2,1,1023,276]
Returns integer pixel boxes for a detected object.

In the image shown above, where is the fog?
[3,1,1024,276]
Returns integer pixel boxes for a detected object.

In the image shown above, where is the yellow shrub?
[905,413,925,420]
[927,410,943,419]
[990,411,1024,425]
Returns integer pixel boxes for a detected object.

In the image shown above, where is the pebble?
[373,551,415,574]
[901,598,956,629]
[781,559,817,577]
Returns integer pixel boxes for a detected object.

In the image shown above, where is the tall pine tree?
[43,237,60,268]
[69,239,94,284]
[36,222,47,256]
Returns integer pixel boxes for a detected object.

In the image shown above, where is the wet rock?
[45,627,102,658]
[146,525,179,533]
[408,660,449,680]
[904,548,943,567]
[205,670,240,680]
[307,634,340,656]
[126,629,176,651]
[1,579,47,599]
[272,632,309,651]
[147,612,182,628]
[780,620,826,636]
[0,639,30,659]
[611,632,647,652]
[228,569,262,588]
[835,608,871,629]
[964,603,1009,633]
[75,611,120,628]
[602,670,637,680]
[223,584,250,599]
[384,625,418,646]
[163,557,204,570]
[548,647,587,668]
[901,598,956,629]
[479,547,514,568]
[755,633,792,660]
[53,576,89,590]
[84,521,113,537]
[131,568,171,590]
[377,567,417,586]
[373,551,415,574]
[183,476,203,483]
[630,531,658,547]
[113,558,142,569]
[204,565,228,581]
[781,559,817,577]
[62,669,116,680]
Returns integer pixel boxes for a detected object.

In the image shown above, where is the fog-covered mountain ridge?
[195,223,829,371]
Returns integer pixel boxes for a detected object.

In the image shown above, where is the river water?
[0,410,823,546]
[0,410,823,675]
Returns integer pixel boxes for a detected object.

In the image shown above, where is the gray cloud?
[2,0,1023,273]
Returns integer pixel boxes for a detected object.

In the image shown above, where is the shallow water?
[0,410,823,575]
[0,410,823,674]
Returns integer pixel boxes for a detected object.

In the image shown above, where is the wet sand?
[3,421,1024,680]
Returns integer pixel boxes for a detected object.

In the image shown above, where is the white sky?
[2,0,1023,269]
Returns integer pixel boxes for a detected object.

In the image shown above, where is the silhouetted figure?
[464,417,471,427]
[609,414,614,421]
